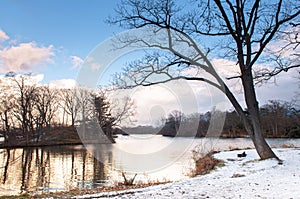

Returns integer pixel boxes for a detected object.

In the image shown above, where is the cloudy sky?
[0,0,121,82]
[0,0,298,126]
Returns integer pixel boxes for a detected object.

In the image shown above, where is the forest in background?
[122,100,300,138]
[0,73,133,147]
[125,100,300,138]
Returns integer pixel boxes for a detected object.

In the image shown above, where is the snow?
[75,148,300,199]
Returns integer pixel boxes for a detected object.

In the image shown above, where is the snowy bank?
[75,148,300,199]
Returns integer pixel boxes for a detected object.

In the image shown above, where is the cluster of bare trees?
[0,73,134,145]
[222,101,300,138]
[260,101,300,138]
[0,74,56,144]
[160,100,300,138]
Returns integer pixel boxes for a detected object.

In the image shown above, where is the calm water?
[0,135,299,196]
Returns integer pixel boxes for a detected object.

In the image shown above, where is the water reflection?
[0,145,111,196]
[0,136,299,196]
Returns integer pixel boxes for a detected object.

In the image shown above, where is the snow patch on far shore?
[76,148,300,199]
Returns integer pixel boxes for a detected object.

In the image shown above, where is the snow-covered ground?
[75,148,300,199]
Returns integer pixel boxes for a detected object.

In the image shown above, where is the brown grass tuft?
[194,151,223,175]
[188,150,224,177]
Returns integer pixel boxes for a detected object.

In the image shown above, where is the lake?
[0,135,299,196]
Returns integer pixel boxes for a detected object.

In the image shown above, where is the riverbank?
[1,148,299,198]
[1,139,299,198]
[0,126,115,149]
[1,126,299,149]
[74,148,300,199]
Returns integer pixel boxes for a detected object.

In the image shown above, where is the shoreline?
[0,140,115,149]
[1,135,299,149]
[1,147,299,198]
[72,147,300,199]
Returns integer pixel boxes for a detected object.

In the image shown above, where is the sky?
[0,0,122,82]
[0,0,299,126]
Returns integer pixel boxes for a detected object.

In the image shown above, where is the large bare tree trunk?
[222,71,278,160]
[242,69,278,160]
[251,123,278,160]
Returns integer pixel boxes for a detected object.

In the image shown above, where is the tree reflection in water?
[1,137,298,196]
[0,145,110,196]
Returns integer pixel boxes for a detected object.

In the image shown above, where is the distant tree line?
[160,101,300,138]
[0,73,133,146]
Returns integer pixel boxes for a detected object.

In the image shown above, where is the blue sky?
[0,0,122,83]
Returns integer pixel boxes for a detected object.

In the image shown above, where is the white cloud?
[108,79,226,126]
[212,58,240,78]
[0,29,9,42]
[0,42,54,72]
[49,78,77,89]
[0,73,44,87]
[256,68,299,105]
[70,55,83,69]
[29,73,44,84]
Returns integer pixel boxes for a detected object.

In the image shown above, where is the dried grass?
[193,151,224,176]
[188,142,224,177]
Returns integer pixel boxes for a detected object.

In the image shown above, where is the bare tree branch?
[108,0,300,160]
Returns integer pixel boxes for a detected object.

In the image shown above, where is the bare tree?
[108,0,300,159]
[93,90,135,141]
[34,86,58,141]
[12,75,37,145]
[261,100,300,138]
[76,87,94,124]
[223,110,245,138]
[0,80,15,143]
[60,88,80,127]
[106,96,136,127]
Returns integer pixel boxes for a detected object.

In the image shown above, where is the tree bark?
[241,69,279,160]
